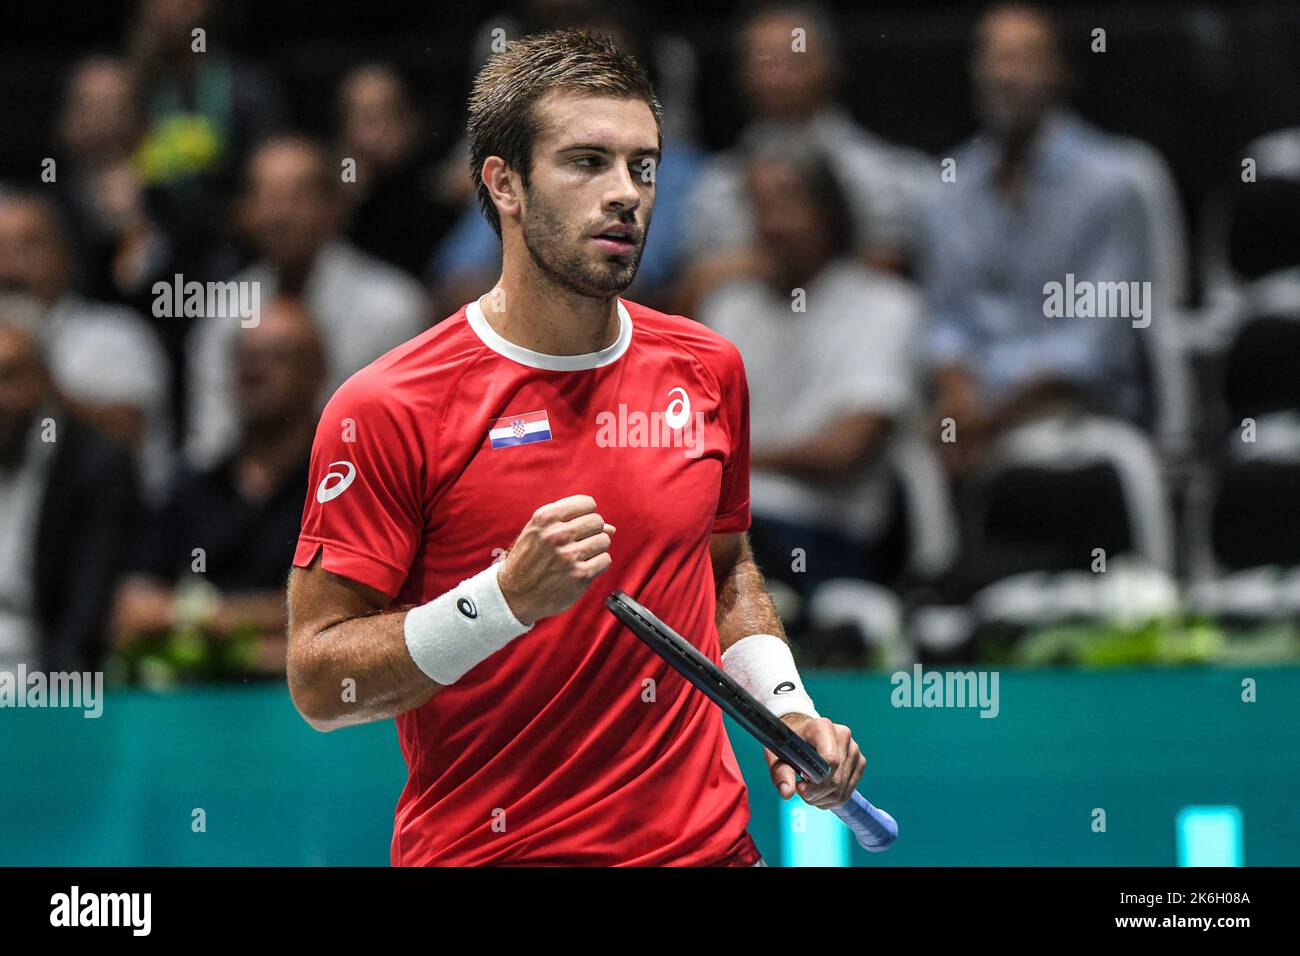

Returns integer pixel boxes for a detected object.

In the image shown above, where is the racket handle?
[831,791,898,852]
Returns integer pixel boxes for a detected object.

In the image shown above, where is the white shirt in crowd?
[700,259,922,543]
[185,239,428,468]
[44,294,172,502]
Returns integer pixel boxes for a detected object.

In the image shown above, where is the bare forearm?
[713,536,821,726]
[286,496,615,733]
[715,540,787,655]
[287,607,443,732]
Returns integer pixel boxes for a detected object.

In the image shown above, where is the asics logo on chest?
[664,387,691,429]
[593,386,707,459]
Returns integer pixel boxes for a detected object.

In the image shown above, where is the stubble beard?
[520,189,646,299]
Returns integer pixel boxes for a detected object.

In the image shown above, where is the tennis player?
[286,30,866,866]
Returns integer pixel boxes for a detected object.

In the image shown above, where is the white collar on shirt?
[466,296,633,371]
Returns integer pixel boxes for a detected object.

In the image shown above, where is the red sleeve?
[293,372,427,600]
[712,341,751,534]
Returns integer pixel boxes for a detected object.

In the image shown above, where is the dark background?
[3,0,1299,290]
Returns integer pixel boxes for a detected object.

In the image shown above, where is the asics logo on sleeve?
[456,597,478,619]
[773,681,796,695]
[316,461,357,502]
[664,387,691,430]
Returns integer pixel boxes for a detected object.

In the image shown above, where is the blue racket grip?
[831,791,898,852]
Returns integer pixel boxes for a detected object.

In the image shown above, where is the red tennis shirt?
[293,296,761,866]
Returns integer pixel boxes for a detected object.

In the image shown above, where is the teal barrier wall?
[2,666,1297,866]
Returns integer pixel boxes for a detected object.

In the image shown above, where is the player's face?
[519,93,659,298]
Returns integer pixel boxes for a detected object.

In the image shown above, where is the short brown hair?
[467,29,663,238]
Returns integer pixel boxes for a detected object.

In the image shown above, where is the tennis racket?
[605,590,898,853]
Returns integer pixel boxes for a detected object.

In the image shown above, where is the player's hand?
[764,714,865,809]
[497,494,616,626]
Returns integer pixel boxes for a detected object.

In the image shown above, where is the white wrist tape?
[403,562,533,685]
[721,633,820,720]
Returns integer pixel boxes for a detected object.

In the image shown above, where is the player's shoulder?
[324,304,484,415]
[623,298,746,380]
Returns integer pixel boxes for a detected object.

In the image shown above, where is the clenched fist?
[497,494,616,626]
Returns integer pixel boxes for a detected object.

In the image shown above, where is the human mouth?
[591,225,636,254]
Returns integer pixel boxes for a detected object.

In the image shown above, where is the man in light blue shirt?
[922,4,1184,475]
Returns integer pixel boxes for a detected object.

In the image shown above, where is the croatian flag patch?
[489,409,553,449]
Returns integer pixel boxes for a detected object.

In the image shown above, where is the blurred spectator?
[0,312,138,672]
[113,297,323,675]
[53,55,211,438]
[0,191,173,501]
[697,145,922,598]
[128,0,287,190]
[54,56,159,306]
[427,6,706,314]
[336,64,459,278]
[921,3,1187,477]
[124,0,290,356]
[185,136,428,467]
[675,0,931,315]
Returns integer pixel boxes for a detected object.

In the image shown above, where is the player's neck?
[480,274,620,358]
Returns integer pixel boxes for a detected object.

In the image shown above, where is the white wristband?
[403,562,533,685]
[721,633,820,720]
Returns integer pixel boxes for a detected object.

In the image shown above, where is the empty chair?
[1221,307,1300,423]
[1225,177,1300,283]
[943,414,1176,627]
[1187,408,1300,619]
[1201,127,1300,301]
